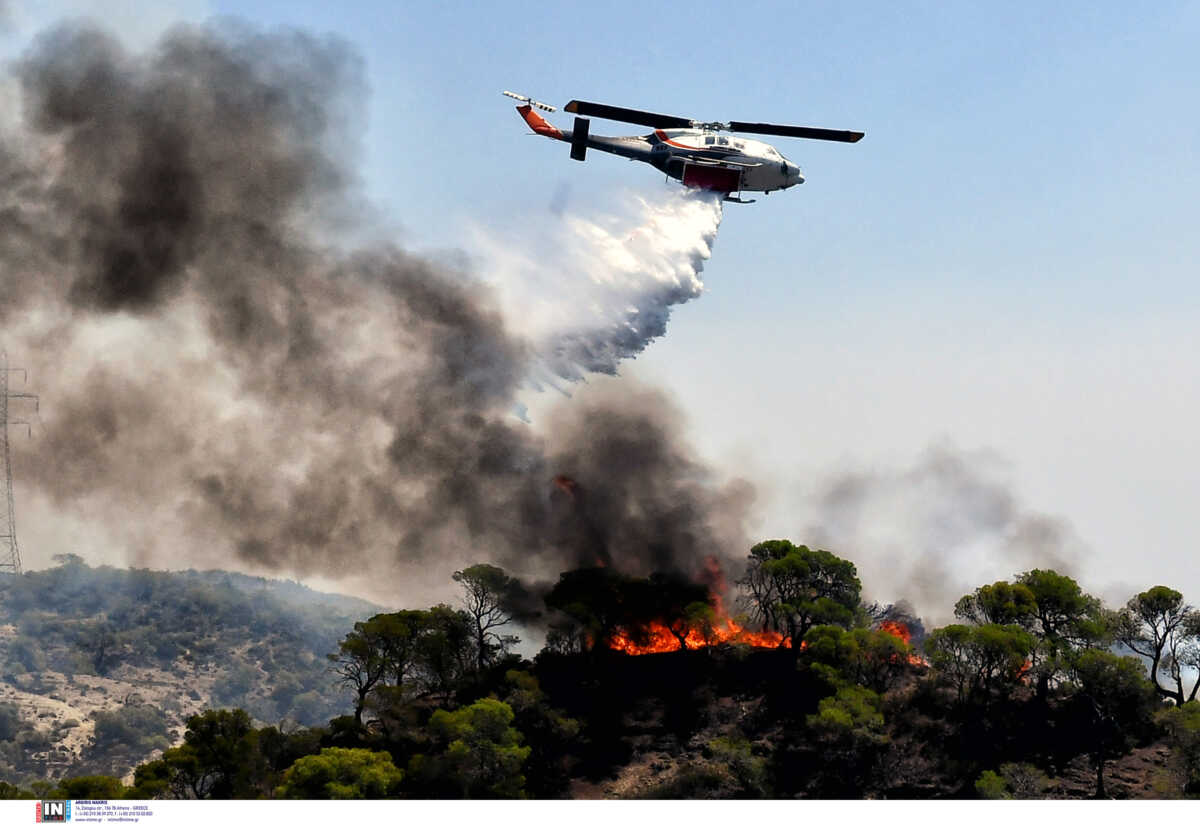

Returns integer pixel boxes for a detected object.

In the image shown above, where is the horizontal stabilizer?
[570,117,589,161]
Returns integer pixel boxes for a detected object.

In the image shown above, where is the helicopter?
[504,91,863,204]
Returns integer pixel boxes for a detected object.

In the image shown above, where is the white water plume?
[473,187,724,382]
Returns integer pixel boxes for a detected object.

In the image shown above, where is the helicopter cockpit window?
[718,136,729,146]
[704,136,716,145]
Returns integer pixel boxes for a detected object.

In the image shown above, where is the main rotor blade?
[564,100,693,129]
[728,121,864,143]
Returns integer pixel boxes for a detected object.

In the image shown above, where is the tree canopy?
[1067,649,1159,798]
[924,623,1036,705]
[278,747,403,799]
[453,564,528,670]
[542,567,712,653]
[954,570,1111,700]
[329,605,475,727]
[954,580,1037,626]
[130,709,259,799]
[1116,586,1200,705]
[802,625,909,693]
[738,540,861,643]
[1017,569,1110,649]
[407,698,530,799]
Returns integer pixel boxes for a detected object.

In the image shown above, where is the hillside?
[1,555,1197,801]
[0,559,379,786]
[540,651,1183,800]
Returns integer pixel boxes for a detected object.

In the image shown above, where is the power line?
[1,350,38,577]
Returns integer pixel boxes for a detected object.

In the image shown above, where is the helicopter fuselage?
[516,105,804,196]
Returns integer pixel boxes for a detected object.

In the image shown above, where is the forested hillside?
[2,548,1200,800]
[0,556,378,786]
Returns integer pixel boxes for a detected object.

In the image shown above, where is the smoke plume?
[804,445,1082,623]
[1,20,747,603]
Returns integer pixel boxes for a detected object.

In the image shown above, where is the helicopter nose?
[790,163,804,184]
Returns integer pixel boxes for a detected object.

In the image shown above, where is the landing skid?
[723,195,756,204]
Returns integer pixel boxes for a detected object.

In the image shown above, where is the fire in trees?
[543,565,790,656]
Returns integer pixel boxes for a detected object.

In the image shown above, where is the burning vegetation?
[9,549,1200,801]
[593,553,923,659]
[540,543,925,661]
[605,590,792,655]
[602,554,792,655]
[876,620,927,666]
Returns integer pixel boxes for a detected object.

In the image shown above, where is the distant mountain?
[0,560,380,785]
[182,569,383,618]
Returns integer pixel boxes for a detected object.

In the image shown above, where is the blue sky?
[4,1,1199,616]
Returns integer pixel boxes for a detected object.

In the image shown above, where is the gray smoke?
[805,445,1081,623]
[1,20,750,602]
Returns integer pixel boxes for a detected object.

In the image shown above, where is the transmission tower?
[1,351,38,577]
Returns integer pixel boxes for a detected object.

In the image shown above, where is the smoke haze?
[1,20,747,604]
[803,445,1081,623]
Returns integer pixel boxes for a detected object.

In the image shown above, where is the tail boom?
[517,105,564,140]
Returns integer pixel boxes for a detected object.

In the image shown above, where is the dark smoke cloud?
[9,21,356,317]
[805,445,1081,622]
[542,387,754,576]
[3,20,751,602]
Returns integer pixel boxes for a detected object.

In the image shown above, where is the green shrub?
[278,748,403,799]
[91,705,171,754]
[975,770,1009,799]
[0,704,21,742]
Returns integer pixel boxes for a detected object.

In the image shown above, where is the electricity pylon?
[1,351,37,577]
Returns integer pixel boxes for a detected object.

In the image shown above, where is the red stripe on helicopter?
[654,129,704,150]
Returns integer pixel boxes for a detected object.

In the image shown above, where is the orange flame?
[553,475,579,498]
[607,614,792,655]
[877,620,911,644]
[877,620,927,667]
[607,557,792,655]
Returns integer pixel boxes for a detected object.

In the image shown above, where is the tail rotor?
[502,91,557,113]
